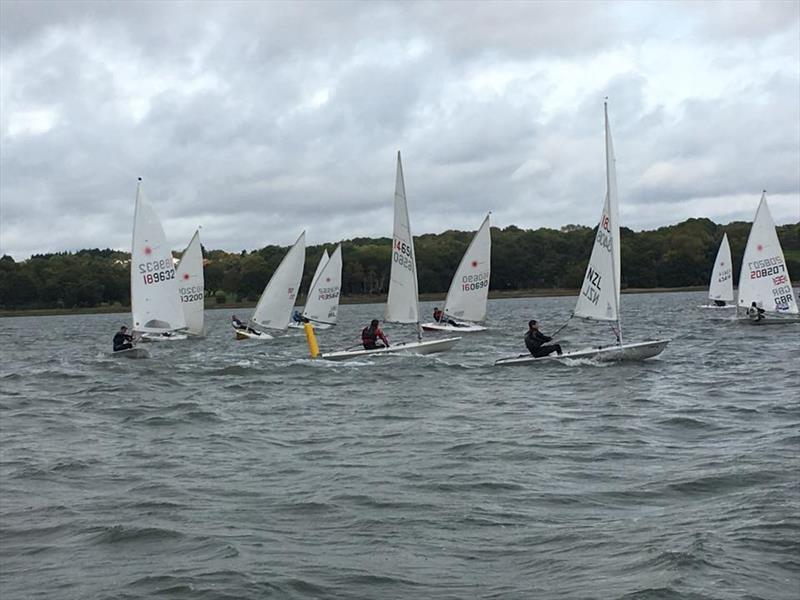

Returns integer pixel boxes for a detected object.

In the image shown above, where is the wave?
[617,587,714,599]
[200,363,262,376]
[658,416,718,429]
[90,524,185,545]
[10,457,98,479]
[667,469,781,495]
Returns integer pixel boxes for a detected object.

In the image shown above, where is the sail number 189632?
[142,270,175,285]
[138,258,176,286]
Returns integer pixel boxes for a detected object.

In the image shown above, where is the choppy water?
[1,291,798,599]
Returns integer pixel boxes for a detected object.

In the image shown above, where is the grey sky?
[1,0,798,259]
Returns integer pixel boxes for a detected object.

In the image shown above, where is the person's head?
[434,307,439,311]
[751,302,757,307]
[120,325,128,332]
[528,319,538,330]
[231,315,238,320]
[370,319,379,328]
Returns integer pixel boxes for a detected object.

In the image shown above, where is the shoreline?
[0,286,708,318]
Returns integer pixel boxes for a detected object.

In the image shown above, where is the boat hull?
[234,329,273,340]
[420,321,487,333]
[140,332,188,342]
[738,316,800,325]
[288,321,332,330]
[320,337,461,361]
[495,339,670,366]
[111,347,150,359]
[699,304,736,309]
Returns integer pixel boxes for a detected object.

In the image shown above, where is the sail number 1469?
[393,239,413,272]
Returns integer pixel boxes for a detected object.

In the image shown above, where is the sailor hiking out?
[524,319,563,358]
[113,326,134,352]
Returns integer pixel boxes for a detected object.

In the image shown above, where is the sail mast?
[604,99,623,345]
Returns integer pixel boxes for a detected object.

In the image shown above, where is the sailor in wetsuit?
[524,319,563,358]
[292,310,303,323]
[113,325,134,352]
[433,306,462,327]
[361,319,389,350]
[747,301,766,320]
[231,315,260,334]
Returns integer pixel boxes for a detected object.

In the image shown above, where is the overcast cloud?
[1,0,798,259]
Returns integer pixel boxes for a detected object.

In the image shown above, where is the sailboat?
[175,229,205,335]
[495,102,669,366]
[421,213,491,332]
[129,178,187,350]
[700,233,735,309]
[143,229,204,341]
[288,245,343,329]
[234,231,306,340]
[736,192,799,324]
[316,152,461,360]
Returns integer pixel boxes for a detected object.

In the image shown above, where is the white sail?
[130,180,186,334]
[573,102,621,323]
[303,245,342,325]
[308,250,329,299]
[175,229,205,335]
[708,233,733,302]
[385,151,420,324]
[443,213,491,323]
[737,193,798,314]
[251,231,307,330]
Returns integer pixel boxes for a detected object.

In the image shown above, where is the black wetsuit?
[113,331,133,352]
[524,329,562,358]
[433,310,461,327]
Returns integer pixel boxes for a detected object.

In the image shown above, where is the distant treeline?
[1,218,798,310]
